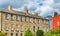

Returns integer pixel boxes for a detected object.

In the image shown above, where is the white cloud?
[54,2,60,9]
[53,0,60,14]
[35,6,54,16]
[33,0,54,16]
[13,6,24,12]
[0,0,60,17]
[12,0,54,16]
[43,0,54,5]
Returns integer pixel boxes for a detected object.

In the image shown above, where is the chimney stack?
[8,5,12,11]
[54,12,58,16]
[24,6,28,14]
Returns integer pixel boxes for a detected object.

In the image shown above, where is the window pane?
[16,15,18,20]
[33,18,36,23]
[20,16,22,22]
[11,14,14,20]
[5,13,8,19]
[27,17,29,22]
[4,24,9,31]
[25,17,26,22]
[5,33,7,36]
[30,18,33,23]
[33,26,35,32]
[22,16,25,22]
[16,24,18,30]
[20,33,23,36]
[16,33,18,36]
[11,33,13,36]
[11,24,14,30]
[38,27,39,30]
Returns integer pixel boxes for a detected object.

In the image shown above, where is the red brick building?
[52,12,60,30]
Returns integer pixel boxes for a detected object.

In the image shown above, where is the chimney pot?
[24,7,28,14]
[54,12,58,16]
[8,5,12,11]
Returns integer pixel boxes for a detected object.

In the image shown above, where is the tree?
[56,34,60,36]
[57,27,60,33]
[24,28,33,36]
[44,27,60,36]
[0,32,7,36]
[49,30,57,34]
[36,30,44,36]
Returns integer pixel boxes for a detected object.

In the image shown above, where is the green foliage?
[0,32,7,36]
[36,30,44,36]
[44,27,60,36]
[49,30,58,34]
[56,34,60,36]
[57,28,60,33]
[24,29,33,36]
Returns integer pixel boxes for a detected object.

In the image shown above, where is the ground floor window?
[11,33,13,36]
[33,26,35,32]
[20,33,23,36]
[5,33,7,36]
[38,27,39,30]
[16,33,18,36]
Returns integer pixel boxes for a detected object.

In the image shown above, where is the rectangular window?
[47,28,49,32]
[20,33,23,36]
[5,24,9,31]
[16,24,19,30]
[38,19,39,23]
[38,27,39,30]
[30,18,33,23]
[16,33,18,36]
[25,17,27,22]
[26,17,30,22]
[11,14,14,20]
[5,33,7,36]
[11,33,13,36]
[38,19,39,24]
[16,15,18,20]
[22,16,25,22]
[39,20,40,23]
[33,18,36,23]
[44,20,46,24]
[25,17,29,22]
[29,18,30,22]
[30,18,31,22]
[47,21,49,24]
[20,16,22,22]
[5,13,8,19]
[39,20,42,24]
[11,24,14,30]
[33,18,35,23]
[33,26,35,32]
[20,25,23,31]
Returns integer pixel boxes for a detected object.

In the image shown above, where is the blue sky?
[0,0,60,17]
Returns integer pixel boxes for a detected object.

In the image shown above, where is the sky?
[0,0,60,17]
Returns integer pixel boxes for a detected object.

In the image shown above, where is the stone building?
[0,5,50,36]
